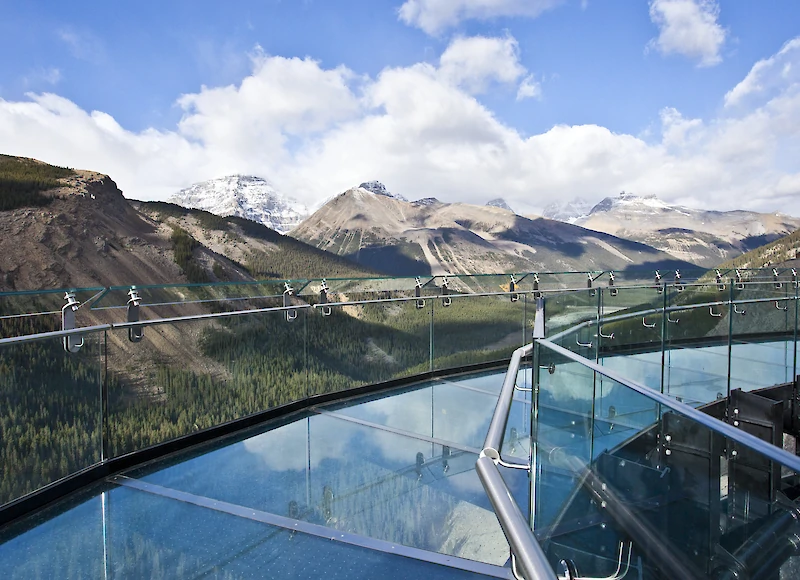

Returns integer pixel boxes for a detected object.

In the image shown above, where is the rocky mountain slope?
[168,175,309,234]
[542,192,800,267]
[716,226,800,270]
[290,185,693,276]
[0,164,368,293]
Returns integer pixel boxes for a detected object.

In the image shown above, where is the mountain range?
[289,184,692,276]
[543,192,800,267]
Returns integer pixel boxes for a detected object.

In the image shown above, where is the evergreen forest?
[0,154,74,211]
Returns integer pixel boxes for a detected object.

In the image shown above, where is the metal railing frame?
[477,286,800,580]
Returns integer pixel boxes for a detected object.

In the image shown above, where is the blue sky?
[1,0,799,215]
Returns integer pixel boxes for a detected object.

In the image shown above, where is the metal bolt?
[734,408,739,415]
[601,501,607,509]
[665,434,672,442]
[734,420,739,427]
[666,449,672,456]
[731,450,738,457]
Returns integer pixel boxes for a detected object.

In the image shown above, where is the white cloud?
[647,0,726,67]
[398,0,563,35]
[57,27,106,64]
[1,35,800,215]
[438,35,526,94]
[725,37,800,107]
[516,75,541,101]
[659,107,703,148]
[22,67,62,87]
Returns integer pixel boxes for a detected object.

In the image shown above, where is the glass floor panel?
[130,412,510,566]
[0,370,518,579]
[320,377,530,452]
[0,485,496,580]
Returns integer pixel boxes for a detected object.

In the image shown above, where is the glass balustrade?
[0,329,104,506]
[2,269,800,580]
[532,340,800,580]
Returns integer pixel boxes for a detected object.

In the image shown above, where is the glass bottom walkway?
[2,339,799,579]
[0,369,532,579]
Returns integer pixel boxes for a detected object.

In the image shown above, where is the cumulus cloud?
[438,35,527,94]
[1,34,800,215]
[398,0,563,35]
[647,0,726,67]
[725,37,800,107]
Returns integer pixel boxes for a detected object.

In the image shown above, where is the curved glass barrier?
[2,269,800,580]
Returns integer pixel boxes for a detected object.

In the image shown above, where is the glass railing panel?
[131,412,510,566]
[0,330,103,507]
[597,285,663,356]
[433,294,526,371]
[0,287,105,338]
[92,281,289,316]
[546,288,599,345]
[730,283,796,391]
[107,308,306,457]
[433,273,516,295]
[0,483,491,579]
[306,298,430,397]
[307,275,422,298]
[660,283,732,404]
[533,346,596,530]
[534,360,800,579]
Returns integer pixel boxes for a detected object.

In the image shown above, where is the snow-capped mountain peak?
[541,198,592,223]
[168,175,309,234]
[357,181,407,201]
[486,198,515,213]
[590,191,673,213]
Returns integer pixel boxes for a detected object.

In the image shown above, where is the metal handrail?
[0,304,311,346]
[476,455,556,580]
[539,339,800,474]
[478,342,557,580]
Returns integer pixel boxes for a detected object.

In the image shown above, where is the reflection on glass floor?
[0,369,532,579]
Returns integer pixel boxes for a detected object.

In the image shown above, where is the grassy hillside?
[0,154,74,211]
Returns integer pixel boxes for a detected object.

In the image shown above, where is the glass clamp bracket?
[716,269,726,291]
[127,287,143,343]
[62,291,83,353]
[674,270,684,292]
[283,282,297,322]
[318,279,332,316]
[773,268,783,289]
[441,277,451,307]
[414,276,425,310]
